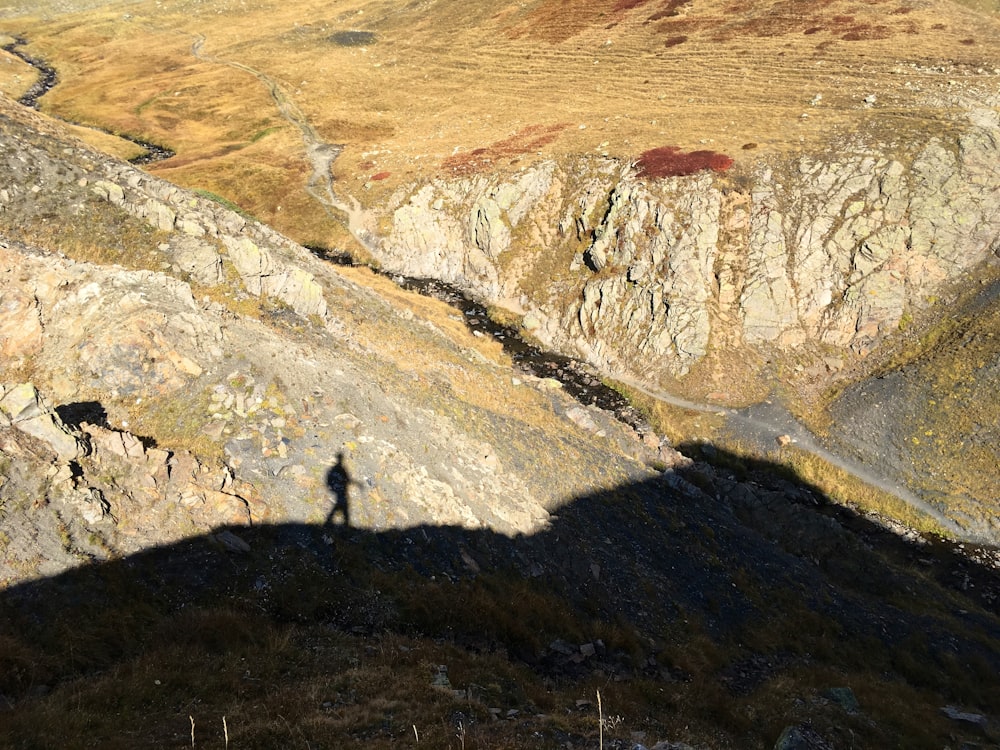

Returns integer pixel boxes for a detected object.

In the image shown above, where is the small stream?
[307,248,651,434]
[313,249,978,543]
[3,36,174,164]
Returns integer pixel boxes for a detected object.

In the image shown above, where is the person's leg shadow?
[325,452,353,527]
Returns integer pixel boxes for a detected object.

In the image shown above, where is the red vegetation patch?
[614,0,653,11]
[441,124,569,177]
[666,0,913,43]
[636,146,733,179]
[647,0,692,21]
[370,171,391,181]
[506,0,662,43]
[663,35,688,47]
[841,23,891,41]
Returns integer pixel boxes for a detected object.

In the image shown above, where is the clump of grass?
[779,446,947,535]
[4,200,166,272]
[193,188,257,221]
[122,386,222,461]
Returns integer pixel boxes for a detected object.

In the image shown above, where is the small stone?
[941,705,990,730]
[823,357,844,372]
[823,687,859,714]
[214,530,251,553]
[549,639,576,656]
[430,665,451,689]
[773,725,833,750]
[566,406,599,433]
[776,434,793,447]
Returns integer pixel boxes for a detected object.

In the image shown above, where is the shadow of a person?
[325,452,359,527]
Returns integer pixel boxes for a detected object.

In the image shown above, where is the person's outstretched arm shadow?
[325,452,362,527]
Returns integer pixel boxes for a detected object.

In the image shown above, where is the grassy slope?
[2,0,998,246]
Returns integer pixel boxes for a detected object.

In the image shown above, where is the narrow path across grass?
[190,34,377,249]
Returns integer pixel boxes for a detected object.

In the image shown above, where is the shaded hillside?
[3,455,1000,748]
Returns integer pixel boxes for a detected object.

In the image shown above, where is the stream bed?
[3,36,174,164]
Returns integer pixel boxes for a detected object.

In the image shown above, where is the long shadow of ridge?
[2,448,1000,747]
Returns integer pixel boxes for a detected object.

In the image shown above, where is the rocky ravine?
[5,89,1000,750]
[368,92,1000,533]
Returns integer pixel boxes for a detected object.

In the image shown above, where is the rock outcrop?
[378,99,1000,381]
[0,380,255,582]
[0,105,328,322]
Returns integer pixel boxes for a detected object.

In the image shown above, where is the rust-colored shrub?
[370,172,391,181]
[647,0,692,20]
[663,35,688,47]
[841,23,891,40]
[614,0,653,11]
[636,146,733,179]
[441,124,568,177]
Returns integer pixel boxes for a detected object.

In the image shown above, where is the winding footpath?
[190,35,375,249]
[615,375,963,537]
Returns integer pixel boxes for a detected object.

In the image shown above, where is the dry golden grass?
[0,42,36,100]
[779,445,948,535]
[6,0,999,249]
[325,263,596,437]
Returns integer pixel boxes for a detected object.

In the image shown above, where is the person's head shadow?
[325,452,352,527]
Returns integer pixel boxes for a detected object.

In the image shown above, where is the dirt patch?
[329,30,376,47]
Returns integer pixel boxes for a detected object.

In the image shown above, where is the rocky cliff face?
[378,98,1000,385]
